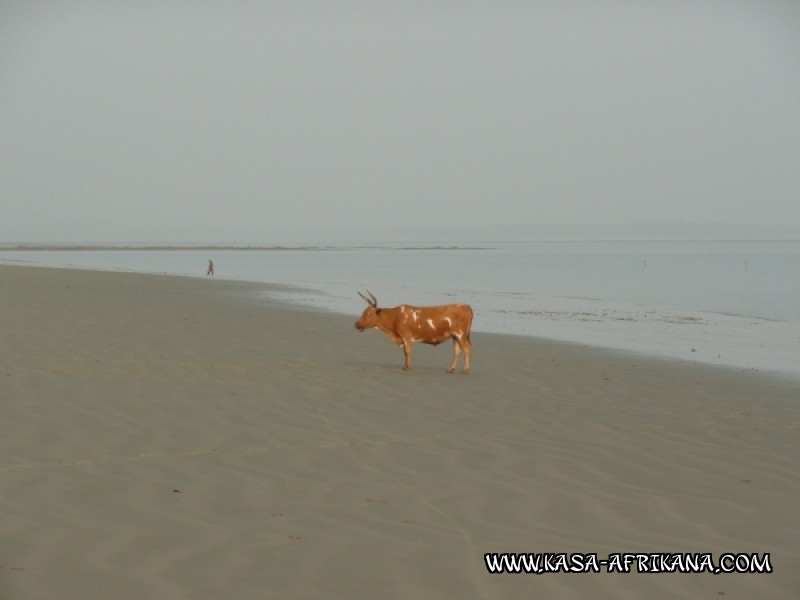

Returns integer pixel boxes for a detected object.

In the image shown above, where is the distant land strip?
[0,244,497,252]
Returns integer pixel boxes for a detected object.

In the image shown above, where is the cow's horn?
[358,291,375,306]
[367,290,378,306]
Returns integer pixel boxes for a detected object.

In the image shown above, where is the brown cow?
[354,291,473,373]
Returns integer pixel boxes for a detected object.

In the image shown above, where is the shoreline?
[2,263,799,599]
[3,257,799,382]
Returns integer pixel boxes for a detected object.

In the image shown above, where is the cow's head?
[354,290,380,331]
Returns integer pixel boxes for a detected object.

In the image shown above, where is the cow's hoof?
[461,369,469,375]
[446,368,455,374]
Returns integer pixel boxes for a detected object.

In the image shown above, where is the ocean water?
[3,240,799,378]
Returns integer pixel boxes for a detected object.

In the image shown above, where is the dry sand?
[1,264,798,599]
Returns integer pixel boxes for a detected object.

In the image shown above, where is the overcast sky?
[2,1,799,242]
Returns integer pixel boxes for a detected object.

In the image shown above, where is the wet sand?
[1,264,798,599]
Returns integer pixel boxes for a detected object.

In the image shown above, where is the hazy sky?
[2,1,799,242]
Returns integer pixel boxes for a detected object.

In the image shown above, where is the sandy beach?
[1,264,798,599]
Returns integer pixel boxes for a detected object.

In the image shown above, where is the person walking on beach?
[206,260,214,276]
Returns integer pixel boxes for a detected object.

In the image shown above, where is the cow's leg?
[460,333,471,374]
[401,338,412,370]
[447,338,462,373]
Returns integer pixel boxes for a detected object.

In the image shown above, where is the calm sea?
[3,240,799,377]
